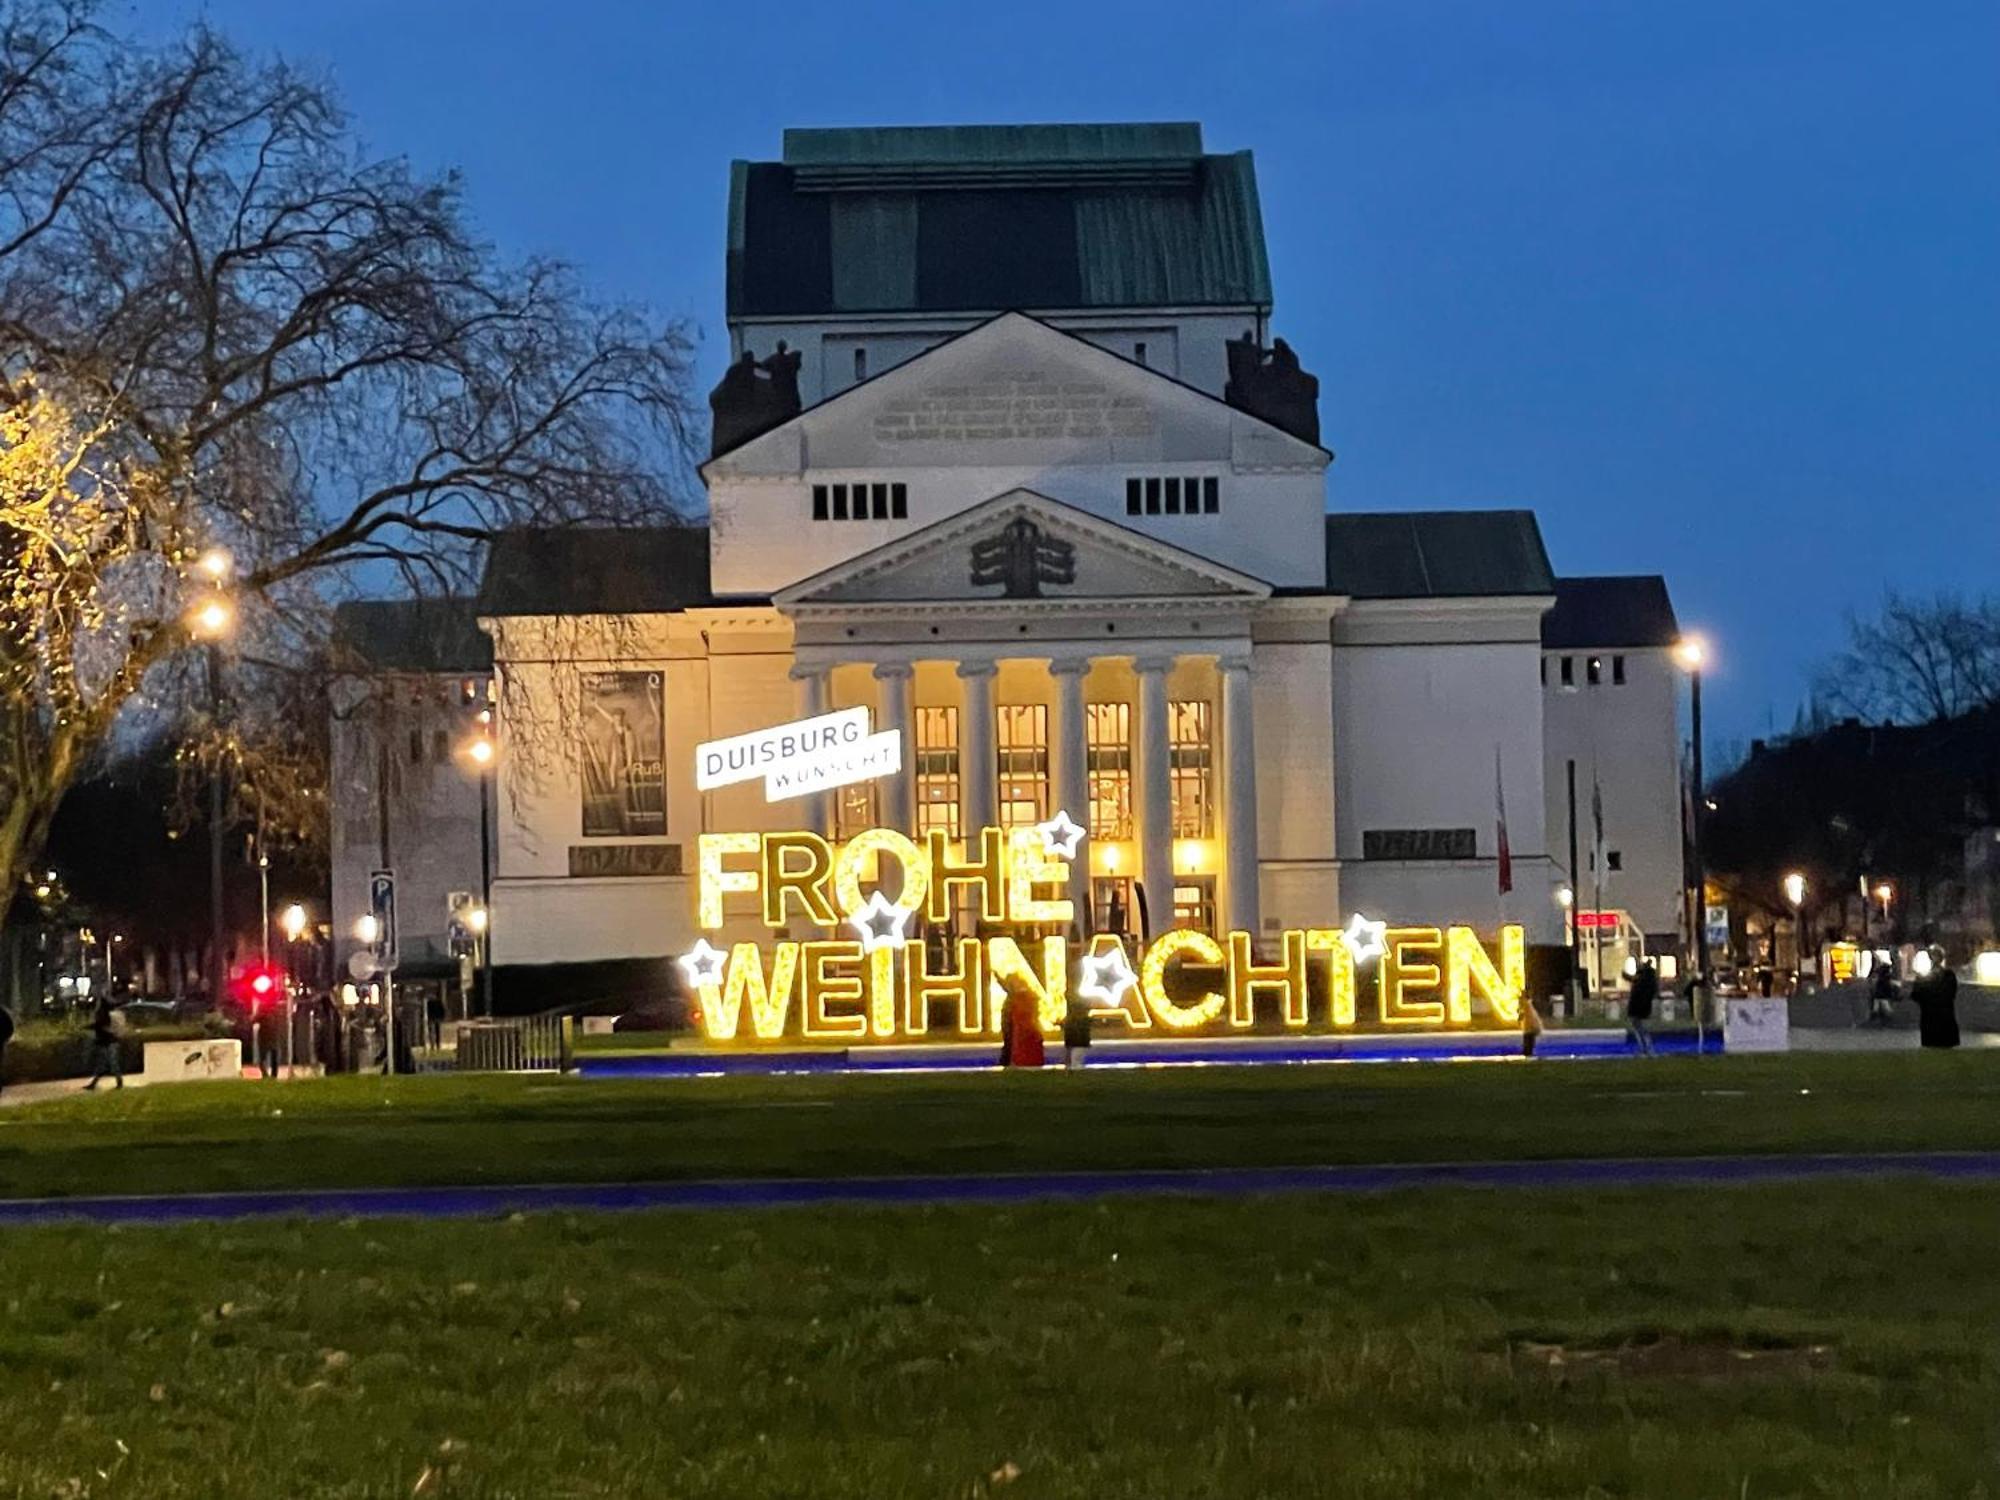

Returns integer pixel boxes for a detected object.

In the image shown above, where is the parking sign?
[369,869,399,972]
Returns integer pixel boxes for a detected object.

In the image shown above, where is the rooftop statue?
[1224,332,1320,446]
[709,340,804,456]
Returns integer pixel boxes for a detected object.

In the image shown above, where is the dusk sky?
[139,0,1999,752]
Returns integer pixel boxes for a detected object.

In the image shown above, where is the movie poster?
[580,671,666,837]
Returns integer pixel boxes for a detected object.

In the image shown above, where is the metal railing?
[454,1016,572,1073]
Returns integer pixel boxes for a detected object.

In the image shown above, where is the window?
[579,671,666,837]
[812,480,907,521]
[915,707,960,840]
[1560,656,1575,687]
[1612,655,1626,686]
[1173,877,1217,933]
[834,780,879,841]
[1169,700,1213,838]
[1606,850,1623,873]
[432,728,451,764]
[853,346,867,382]
[1092,876,1135,937]
[1540,656,1548,686]
[995,704,1048,829]
[1133,340,1147,366]
[1126,474,1220,517]
[407,727,424,765]
[1587,656,1602,686]
[1086,702,1133,839]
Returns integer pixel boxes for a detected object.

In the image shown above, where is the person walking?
[1625,961,1659,1057]
[1062,992,1093,1071]
[426,994,445,1052]
[1867,963,1898,1028]
[1003,987,1045,1069]
[83,992,124,1090]
[0,1002,14,1099]
[1911,950,1961,1049]
[253,1003,282,1080]
[1520,991,1545,1058]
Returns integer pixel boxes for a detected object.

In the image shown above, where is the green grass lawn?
[3,1050,1999,1200]
[1,1179,1994,1498]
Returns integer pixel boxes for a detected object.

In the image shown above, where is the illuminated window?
[1173,877,1216,933]
[1169,700,1213,838]
[1085,702,1133,839]
[995,704,1048,829]
[915,707,960,840]
[1092,876,1135,937]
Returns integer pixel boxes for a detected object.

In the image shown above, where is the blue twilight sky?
[136,0,2000,752]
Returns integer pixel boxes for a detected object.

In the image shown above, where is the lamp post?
[1675,636,1708,995]
[280,902,307,1071]
[188,551,235,1014]
[1782,871,1807,988]
[1873,881,1894,947]
[462,724,496,1019]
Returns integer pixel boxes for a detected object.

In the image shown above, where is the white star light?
[1077,940,1138,1009]
[1340,912,1389,966]
[846,888,915,953]
[677,938,728,990]
[1036,808,1085,860]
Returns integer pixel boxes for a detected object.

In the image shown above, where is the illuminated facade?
[358,122,1686,1018]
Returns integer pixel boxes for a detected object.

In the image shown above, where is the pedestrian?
[1911,950,1960,1049]
[1868,963,1898,1027]
[1625,960,1659,1057]
[0,1002,14,1099]
[1003,987,1045,1069]
[253,1003,282,1079]
[1062,992,1093,1071]
[83,992,124,1090]
[1520,991,1545,1058]
[426,993,445,1051]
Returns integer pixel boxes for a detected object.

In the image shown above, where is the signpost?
[370,869,398,1073]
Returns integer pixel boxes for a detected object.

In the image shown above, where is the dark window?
[812,484,828,520]
[432,728,451,764]
[1586,656,1602,686]
[1145,478,1162,515]
[1203,476,1219,513]
[915,190,1081,310]
[872,482,889,519]
[1612,655,1626,685]
[830,484,848,520]
[891,482,908,519]
[853,347,867,382]
[1126,478,1142,515]
[1540,657,1547,685]
[1607,850,1623,872]
[1164,477,1181,515]
[1560,656,1574,686]
[1133,340,1147,365]
[407,727,423,765]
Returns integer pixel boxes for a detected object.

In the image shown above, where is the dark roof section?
[476,526,716,616]
[331,598,491,674]
[1541,575,1681,650]
[1321,512,1556,600]
[728,123,1271,320]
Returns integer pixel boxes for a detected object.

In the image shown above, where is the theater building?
[332,123,1685,1010]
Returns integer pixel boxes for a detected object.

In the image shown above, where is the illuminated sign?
[679,815,1528,1046]
[695,706,902,803]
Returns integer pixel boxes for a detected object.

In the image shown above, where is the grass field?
[4,1049,1999,1201]
[1,1178,1995,1498]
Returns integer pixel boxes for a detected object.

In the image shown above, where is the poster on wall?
[581,671,666,837]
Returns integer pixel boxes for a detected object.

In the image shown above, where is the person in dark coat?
[83,994,123,1089]
[1062,992,1093,1071]
[1868,963,1898,1027]
[1625,962,1659,1056]
[1911,951,1960,1049]
[0,1003,14,1098]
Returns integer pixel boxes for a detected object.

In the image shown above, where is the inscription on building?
[874,379,1155,443]
[569,843,685,878]
[1362,828,1478,862]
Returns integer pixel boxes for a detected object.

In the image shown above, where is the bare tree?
[1818,591,2000,726]
[0,4,697,902]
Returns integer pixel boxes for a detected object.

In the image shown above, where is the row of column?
[792,655,1260,938]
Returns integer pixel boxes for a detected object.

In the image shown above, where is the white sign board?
[696,707,902,803]
[142,1038,244,1083]
[1722,995,1790,1053]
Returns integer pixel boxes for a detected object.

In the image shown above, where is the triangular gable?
[774,489,1273,607]
[704,311,1329,477]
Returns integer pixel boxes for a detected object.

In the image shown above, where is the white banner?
[695,706,901,804]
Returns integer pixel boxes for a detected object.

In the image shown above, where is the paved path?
[2,1152,1997,1227]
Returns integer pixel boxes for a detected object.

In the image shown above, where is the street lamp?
[196,547,233,584]
[460,729,497,1018]
[188,596,233,638]
[187,567,237,1014]
[1782,872,1807,985]
[278,902,308,1073]
[1676,635,1709,996]
[355,913,379,945]
[1873,881,1894,941]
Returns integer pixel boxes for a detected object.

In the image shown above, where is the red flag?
[1494,745,1513,896]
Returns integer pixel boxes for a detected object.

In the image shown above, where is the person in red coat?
[1003,987,1046,1068]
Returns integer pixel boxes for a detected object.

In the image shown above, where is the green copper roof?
[1321,512,1557,600]
[728,123,1273,319]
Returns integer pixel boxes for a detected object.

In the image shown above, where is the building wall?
[1540,644,1685,943]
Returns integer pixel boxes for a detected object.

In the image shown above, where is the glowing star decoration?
[677,938,728,991]
[1035,808,1085,861]
[846,889,915,954]
[1341,912,1389,966]
[1077,940,1138,1009]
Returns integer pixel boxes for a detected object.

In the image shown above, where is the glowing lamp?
[280,903,308,942]
[1974,951,2000,986]
[466,736,495,767]
[196,547,233,582]
[1674,636,1706,671]
[355,914,379,945]
[1782,872,1806,907]
[190,597,234,638]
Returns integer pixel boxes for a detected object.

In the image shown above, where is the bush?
[2,1015,227,1086]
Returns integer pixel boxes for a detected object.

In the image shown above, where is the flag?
[1493,745,1513,896]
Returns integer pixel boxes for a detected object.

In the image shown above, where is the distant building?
[1540,576,1685,984]
[328,599,493,1011]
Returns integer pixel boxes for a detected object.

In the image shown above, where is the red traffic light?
[229,961,287,1011]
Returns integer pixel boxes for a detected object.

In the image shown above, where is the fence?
[455,1016,572,1073]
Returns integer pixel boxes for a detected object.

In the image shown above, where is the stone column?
[1134,655,1176,939]
[790,664,830,837]
[873,663,916,833]
[1219,654,1261,942]
[956,662,997,837]
[1049,658,1091,930]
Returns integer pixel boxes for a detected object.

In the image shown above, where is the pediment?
[706,311,1328,477]
[774,490,1272,608]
